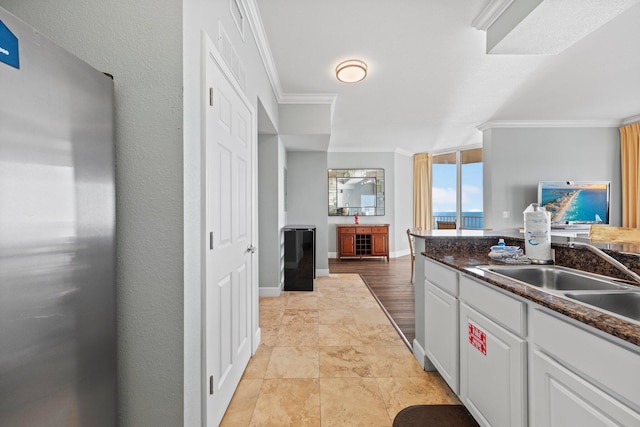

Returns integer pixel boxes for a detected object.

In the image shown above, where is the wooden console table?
[336,224,389,261]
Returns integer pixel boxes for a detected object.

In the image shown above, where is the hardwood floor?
[329,255,415,347]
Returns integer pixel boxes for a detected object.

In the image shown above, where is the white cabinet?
[532,350,640,427]
[531,309,640,427]
[425,281,459,393]
[459,275,528,427]
[421,258,640,427]
[424,258,459,393]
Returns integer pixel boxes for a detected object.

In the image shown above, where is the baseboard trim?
[259,286,282,298]
[393,248,410,258]
[413,339,426,370]
[316,268,329,277]
[252,327,261,354]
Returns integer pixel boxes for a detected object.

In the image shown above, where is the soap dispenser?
[523,203,553,264]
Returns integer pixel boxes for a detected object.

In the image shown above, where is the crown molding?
[244,0,284,100]
[431,143,483,156]
[472,0,514,31]
[328,146,391,153]
[622,114,640,125]
[279,93,337,105]
[395,147,414,157]
[477,119,623,131]
[327,146,413,156]
[244,0,335,108]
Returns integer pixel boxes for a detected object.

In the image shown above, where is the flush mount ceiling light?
[335,59,367,83]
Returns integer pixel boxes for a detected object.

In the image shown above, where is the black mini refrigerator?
[284,225,316,291]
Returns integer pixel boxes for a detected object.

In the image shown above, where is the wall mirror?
[328,169,385,216]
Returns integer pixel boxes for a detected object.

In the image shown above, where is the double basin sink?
[474,265,640,324]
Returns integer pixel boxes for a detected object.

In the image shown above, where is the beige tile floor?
[221,274,459,426]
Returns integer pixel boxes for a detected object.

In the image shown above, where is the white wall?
[279,104,332,134]
[327,151,413,257]
[183,1,281,425]
[0,1,185,425]
[394,153,414,255]
[278,103,332,151]
[280,141,288,228]
[483,127,621,230]
[0,0,284,425]
[286,151,329,274]
[258,134,286,293]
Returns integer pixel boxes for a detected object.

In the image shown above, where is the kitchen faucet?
[567,240,640,285]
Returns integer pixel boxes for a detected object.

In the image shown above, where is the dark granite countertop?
[409,228,640,255]
[411,229,640,348]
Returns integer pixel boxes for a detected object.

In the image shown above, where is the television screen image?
[538,181,610,227]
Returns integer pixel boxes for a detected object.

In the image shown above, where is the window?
[432,148,483,229]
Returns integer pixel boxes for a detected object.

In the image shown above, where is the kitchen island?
[411,229,640,427]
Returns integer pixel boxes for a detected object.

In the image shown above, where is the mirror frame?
[328,168,385,216]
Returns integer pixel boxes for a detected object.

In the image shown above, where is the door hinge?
[209,375,214,395]
[209,88,214,106]
[209,232,213,250]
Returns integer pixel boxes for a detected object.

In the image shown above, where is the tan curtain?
[620,122,640,227]
[413,153,432,229]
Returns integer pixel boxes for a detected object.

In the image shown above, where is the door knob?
[246,245,256,254]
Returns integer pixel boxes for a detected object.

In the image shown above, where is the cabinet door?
[425,281,459,394]
[459,302,527,427]
[339,233,356,256]
[532,350,640,427]
[371,232,387,256]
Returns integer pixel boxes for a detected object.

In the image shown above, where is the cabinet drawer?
[356,227,372,234]
[460,274,526,337]
[425,258,458,296]
[371,226,387,234]
[339,227,355,234]
[533,309,640,410]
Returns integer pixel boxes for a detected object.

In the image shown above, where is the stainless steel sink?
[564,292,640,323]
[471,264,640,325]
[477,265,630,291]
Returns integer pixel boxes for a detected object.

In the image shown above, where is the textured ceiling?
[255,0,640,154]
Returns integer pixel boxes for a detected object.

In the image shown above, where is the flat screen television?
[538,181,610,228]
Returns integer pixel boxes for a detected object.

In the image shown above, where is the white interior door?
[204,40,254,426]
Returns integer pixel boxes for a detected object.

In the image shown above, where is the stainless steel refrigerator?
[0,7,116,426]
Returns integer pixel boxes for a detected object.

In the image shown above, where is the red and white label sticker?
[468,323,487,355]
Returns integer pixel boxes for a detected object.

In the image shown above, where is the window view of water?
[432,148,483,229]
[433,212,484,229]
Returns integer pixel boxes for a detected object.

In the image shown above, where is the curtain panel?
[413,153,432,229]
[620,122,640,228]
